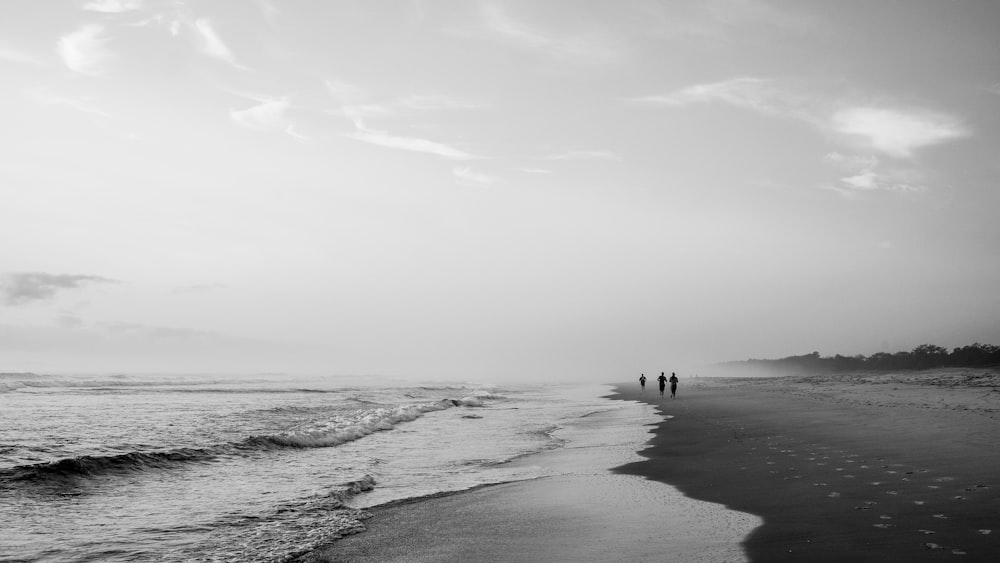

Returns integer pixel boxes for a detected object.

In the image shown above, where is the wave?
[1,397,484,485]
[0,377,342,395]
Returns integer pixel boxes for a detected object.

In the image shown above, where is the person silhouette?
[657,372,667,398]
[639,374,646,392]
[669,372,679,399]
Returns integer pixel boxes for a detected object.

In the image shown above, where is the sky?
[1,0,999,381]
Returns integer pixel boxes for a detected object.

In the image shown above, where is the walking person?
[669,372,679,399]
[657,372,667,398]
[639,374,646,392]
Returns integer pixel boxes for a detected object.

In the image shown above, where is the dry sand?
[301,369,999,562]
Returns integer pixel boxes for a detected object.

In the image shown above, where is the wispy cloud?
[830,107,968,158]
[823,152,928,197]
[473,3,626,65]
[339,94,486,122]
[341,105,476,160]
[630,77,969,158]
[544,148,622,162]
[82,0,143,13]
[625,77,817,124]
[1,272,117,306]
[230,95,305,139]
[57,24,113,75]
[194,18,247,70]
[453,166,497,188]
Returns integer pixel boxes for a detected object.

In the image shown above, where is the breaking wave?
[1,397,484,484]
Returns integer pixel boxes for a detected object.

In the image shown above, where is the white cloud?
[82,0,143,13]
[633,77,969,158]
[625,77,817,124]
[57,24,113,75]
[342,108,475,160]
[475,3,626,65]
[194,19,247,69]
[824,152,928,196]
[830,107,969,158]
[231,97,290,130]
[230,96,309,140]
[454,166,497,188]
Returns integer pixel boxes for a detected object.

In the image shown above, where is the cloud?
[453,166,497,188]
[194,18,247,69]
[625,77,817,124]
[632,77,969,158]
[57,24,113,75]
[1,272,117,306]
[82,0,143,13]
[474,3,626,65]
[823,152,928,196]
[830,107,969,158]
[343,108,475,160]
[989,82,1000,96]
[544,148,622,162]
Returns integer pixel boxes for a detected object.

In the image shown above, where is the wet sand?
[614,370,1000,561]
[300,370,999,562]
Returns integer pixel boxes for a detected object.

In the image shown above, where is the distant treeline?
[719,343,1000,374]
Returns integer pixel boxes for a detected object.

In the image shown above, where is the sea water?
[0,372,649,562]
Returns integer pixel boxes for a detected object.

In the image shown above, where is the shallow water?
[0,373,628,562]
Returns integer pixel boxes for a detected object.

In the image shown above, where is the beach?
[305,369,999,562]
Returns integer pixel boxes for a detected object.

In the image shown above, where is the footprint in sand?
[918,529,936,535]
[977,530,991,535]
[873,523,893,529]
[879,515,892,520]
[828,492,841,498]
[914,501,926,505]
[952,549,967,555]
[935,477,955,483]
[933,514,949,519]
[924,543,943,550]
[954,496,965,500]
[886,490,900,495]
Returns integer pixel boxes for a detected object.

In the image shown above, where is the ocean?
[0,372,655,562]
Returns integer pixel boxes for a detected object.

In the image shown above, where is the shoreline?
[611,373,1000,561]
[299,371,999,562]
[299,389,759,562]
